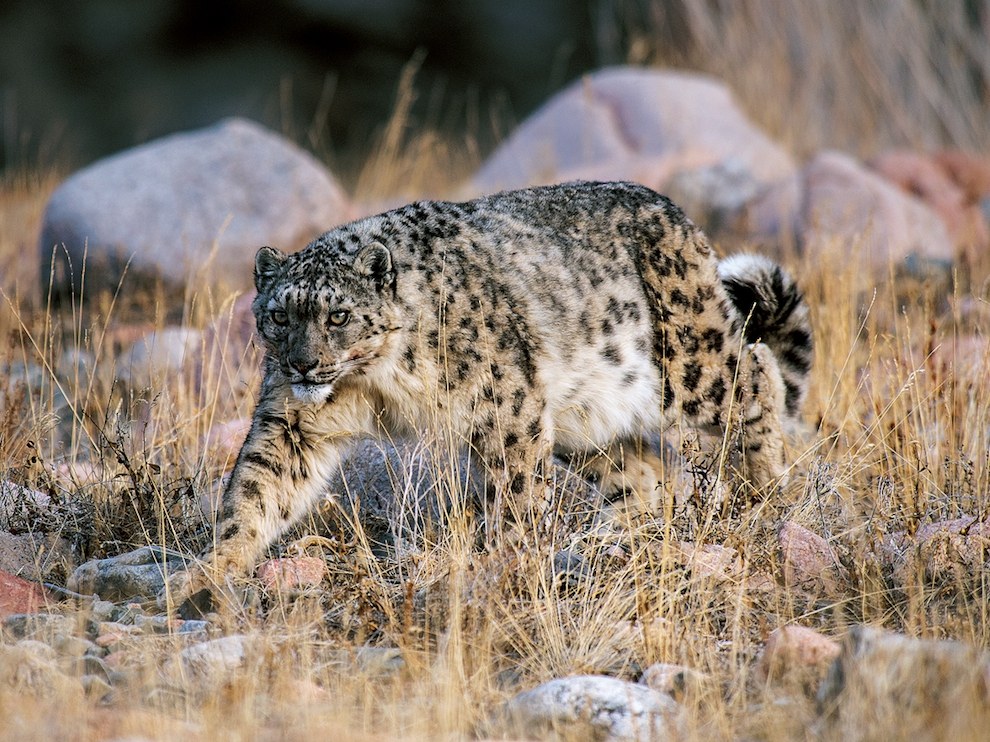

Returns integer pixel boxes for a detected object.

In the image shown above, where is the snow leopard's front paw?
[157,565,217,618]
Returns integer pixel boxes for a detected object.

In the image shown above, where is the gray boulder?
[469,66,795,238]
[39,118,350,306]
[67,546,191,601]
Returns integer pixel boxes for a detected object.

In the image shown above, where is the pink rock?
[206,291,257,352]
[891,516,990,586]
[802,151,955,266]
[778,521,842,595]
[200,292,263,392]
[471,67,794,198]
[0,569,50,618]
[678,541,743,581]
[256,556,326,591]
[756,625,841,693]
[870,150,988,253]
[936,150,990,202]
[103,322,159,355]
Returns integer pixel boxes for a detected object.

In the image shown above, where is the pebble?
[755,625,841,696]
[777,521,842,596]
[174,634,253,680]
[3,611,75,639]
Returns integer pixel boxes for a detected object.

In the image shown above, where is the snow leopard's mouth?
[285,350,378,402]
[290,380,335,403]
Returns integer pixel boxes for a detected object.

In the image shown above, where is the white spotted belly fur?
[543,341,663,452]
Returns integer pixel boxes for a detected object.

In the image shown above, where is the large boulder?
[745,150,955,268]
[39,118,350,307]
[870,149,990,261]
[469,66,795,236]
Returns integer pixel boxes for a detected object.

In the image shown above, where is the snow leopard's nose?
[288,355,319,376]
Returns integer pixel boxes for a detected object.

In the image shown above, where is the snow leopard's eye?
[328,310,350,327]
[270,308,289,326]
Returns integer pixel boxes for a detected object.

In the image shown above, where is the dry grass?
[3,3,990,740]
[627,0,990,158]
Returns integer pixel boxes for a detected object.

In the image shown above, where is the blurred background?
[2,0,989,184]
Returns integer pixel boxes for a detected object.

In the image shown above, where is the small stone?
[0,569,51,617]
[678,541,743,581]
[53,634,101,660]
[133,613,175,633]
[552,549,590,593]
[3,612,74,639]
[94,621,141,648]
[890,516,990,587]
[102,650,137,672]
[175,619,211,636]
[80,673,113,699]
[176,634,252,679]
[756,625,841,696]
[777,522,842,596]
[322,645,406,678]
[89,599,117,623]
[502,674,683,742]
[256,555,326,591]
[354,646,405,676]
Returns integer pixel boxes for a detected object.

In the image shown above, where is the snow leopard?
[162,180,813,611]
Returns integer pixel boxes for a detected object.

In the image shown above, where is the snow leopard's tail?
[717,254,813,419]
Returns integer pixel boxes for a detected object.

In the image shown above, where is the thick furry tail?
[717,254,813,419]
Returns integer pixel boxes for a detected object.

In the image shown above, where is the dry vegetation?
[2,2,990,740]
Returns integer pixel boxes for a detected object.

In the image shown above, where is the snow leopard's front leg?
[160,384,373,612]
[472,390,556,547]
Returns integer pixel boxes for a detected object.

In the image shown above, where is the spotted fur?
[163,181,813,607]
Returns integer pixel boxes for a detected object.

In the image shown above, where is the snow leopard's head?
[252,235,401,403]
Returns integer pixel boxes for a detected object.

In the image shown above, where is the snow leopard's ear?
[354,241,394,290]
[254,246,287,292]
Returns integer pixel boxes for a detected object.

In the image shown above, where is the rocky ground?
[3,67,990,740]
